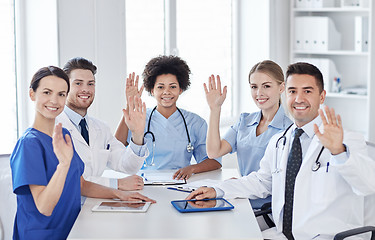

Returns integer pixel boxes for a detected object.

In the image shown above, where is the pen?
[106,144,110,150]
[167,186,195,193]
[141,173,148,181]
[326,162,330,172]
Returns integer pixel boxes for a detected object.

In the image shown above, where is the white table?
[68,169,263,240]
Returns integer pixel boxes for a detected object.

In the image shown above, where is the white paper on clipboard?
[141,171,186,185]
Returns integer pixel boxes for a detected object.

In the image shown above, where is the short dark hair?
[142,55,191,93]
[286,62,324,93]
[63,57,97,77]
[30,66,70,93]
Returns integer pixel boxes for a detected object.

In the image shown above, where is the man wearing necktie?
[56,57,153,199]
[186,62,375,239]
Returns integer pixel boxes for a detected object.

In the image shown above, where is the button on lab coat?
[217,123,375,239]
[56,112,147,187]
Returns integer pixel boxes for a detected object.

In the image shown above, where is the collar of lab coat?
[57,111,100,147]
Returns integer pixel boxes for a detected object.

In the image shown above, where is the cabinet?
[290,0,375,141]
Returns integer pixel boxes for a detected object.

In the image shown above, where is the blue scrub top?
[10,128,84,240]
[223,106,292,176]
[128,108,221,170]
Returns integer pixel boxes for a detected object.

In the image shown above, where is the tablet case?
[171,198,234,213]
[92,201,151,213]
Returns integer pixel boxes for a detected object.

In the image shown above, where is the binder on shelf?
[294,16,341,52]
[354,16,369,52]
[294,17,304,50]
[296,0,336,8]
[295,0,307,8]
[294,57,340,93]
[307,17,318,50]
[317,17,341,51]
[312,0,336,8]
[305,0,313,7]
[340,0,368,8]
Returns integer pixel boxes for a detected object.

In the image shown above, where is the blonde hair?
[248,60,284,85]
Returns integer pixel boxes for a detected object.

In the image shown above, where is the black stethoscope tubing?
[276,123,324,172]
[144,106,193,152]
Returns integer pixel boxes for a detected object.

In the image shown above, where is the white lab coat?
[56,112,147,187]
[217,123,375,240]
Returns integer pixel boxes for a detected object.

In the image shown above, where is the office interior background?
[0,0,373,239]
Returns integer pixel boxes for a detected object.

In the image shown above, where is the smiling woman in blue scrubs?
[205,60,292,176]
[115,56,221,180]
[204,60,292,208]
[10,66,84,240]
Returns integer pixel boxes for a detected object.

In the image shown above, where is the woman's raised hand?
[203,75,227,110]
[125,72,144,108]
[52,123,73,168]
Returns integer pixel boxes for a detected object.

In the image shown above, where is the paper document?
[184,179,223,189]
[141,172,186,185]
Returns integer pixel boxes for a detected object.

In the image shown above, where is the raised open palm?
[203,75,227,110]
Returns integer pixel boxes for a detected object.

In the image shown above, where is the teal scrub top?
[223,106,292,176]
[10,128,84,240]
[128,108,221,170]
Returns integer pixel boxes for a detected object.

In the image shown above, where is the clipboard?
[141,172,186,185]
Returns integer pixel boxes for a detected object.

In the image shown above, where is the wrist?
[56,163,70,172]
[210,106,221,113]
[331,144,347,155]
[131,134,144,145]
[189,164,198,174]
[113,189,122,199]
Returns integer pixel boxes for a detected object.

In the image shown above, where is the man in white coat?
[187,62,375,239]
[57,57,147,191]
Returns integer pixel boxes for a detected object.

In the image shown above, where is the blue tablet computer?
[171,198,234,213]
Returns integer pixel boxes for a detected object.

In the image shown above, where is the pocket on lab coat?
[97,149,110,173]
[310,166,339,204]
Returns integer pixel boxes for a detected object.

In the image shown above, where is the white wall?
[15,0,59,135]
[233,0,290,118]
[58,0,127,132]
[233,0,270,117]
[269,0,290,71]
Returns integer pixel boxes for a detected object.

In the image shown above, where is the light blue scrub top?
[128,108,221,170]
[10,128,84,240]
[223,105,292,177]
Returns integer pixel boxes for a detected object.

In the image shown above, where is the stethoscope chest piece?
[311,161,321,172]
[312,146,325,172]
[187,143,194,153]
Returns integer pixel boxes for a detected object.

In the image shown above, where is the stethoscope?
[274,124,325,173]
[143,106,194,166]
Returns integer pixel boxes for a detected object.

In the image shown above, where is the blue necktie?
[282,128,304,240]
[79,118,89,145]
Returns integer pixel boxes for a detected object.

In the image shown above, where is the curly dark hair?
[142,55,191,93]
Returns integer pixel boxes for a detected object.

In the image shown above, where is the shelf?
[293,8,370,13]
[294,50,369,56]
[291,0,373,140]
[325,92,367,100]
